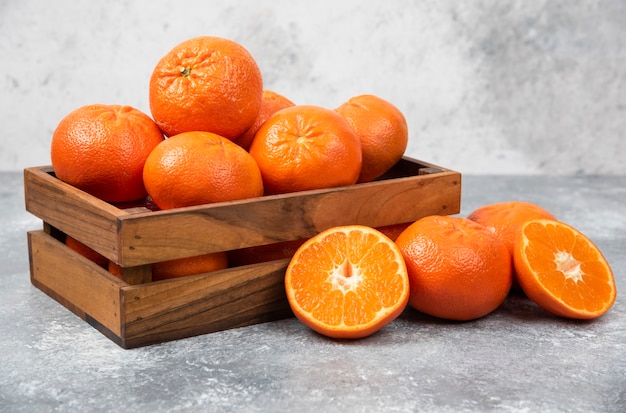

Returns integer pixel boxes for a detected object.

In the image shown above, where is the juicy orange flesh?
[288,230,405,328]
[522,221,614,312]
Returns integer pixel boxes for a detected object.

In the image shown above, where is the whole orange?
[50,104,164,202]
[335,94,408,183]
[395,215,512,321]
[142,131,264,210]
[149,36,263,139]
[108,252,228,281]
[249,105,362,195]
[65,235,108,268]
[467,201,556,288]
[234,90,295,151]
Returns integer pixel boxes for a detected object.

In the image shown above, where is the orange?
[514,219,616,319]
[65,235,108,268]
[467,201,556,288]
[335,94,408,183]
[108,252,228,281]
[142,131,264,210]
[234,90,295,151]
[395,215,512,321]
[285,225,409,339]
[149,36,263,139]
[50,104,164,202]
[249,105,362,195]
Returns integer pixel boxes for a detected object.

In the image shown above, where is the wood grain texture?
[25,158,461,267]
[119,259,292,348]
[24,167,126,263]
[28,230,124,336]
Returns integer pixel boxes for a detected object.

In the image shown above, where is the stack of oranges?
[51,35,409,209]
[50,36,616,338]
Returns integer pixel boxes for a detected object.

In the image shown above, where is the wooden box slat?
[28,230,124,336]
[25,157,461,267]
[24,166,126,263]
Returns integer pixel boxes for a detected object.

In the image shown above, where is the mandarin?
[285,225,409,339]
[142,131,264,210]
[467,201,556,288]
[234,90,295,151]
[514,219,616,319]
[395,215,512,321]
[50,104,164,202]
[249,105,362,195]
[149,36,263,139]
[108,252,228,281]
[65,235,108,268]
[335,94,408,183]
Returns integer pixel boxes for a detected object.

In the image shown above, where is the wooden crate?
[25,157,461,348]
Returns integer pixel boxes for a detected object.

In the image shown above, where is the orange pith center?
[328,260,360,294]
[554,250,583,283]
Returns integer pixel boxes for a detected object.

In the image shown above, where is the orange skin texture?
[285,225,409,339]
[395,215,512,321]
[467,201,556,288]
[234,90,295,151]
[513,219,616,319]
[50,104,165,202]
[249,105,362,195]
[335,94,408,183]
[149,36,263,139]
[142,131,264,210]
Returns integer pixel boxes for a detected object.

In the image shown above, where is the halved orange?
[285,225,409,339]
[514,219,616,319]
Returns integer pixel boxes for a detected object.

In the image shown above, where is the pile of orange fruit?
[49,36,616,339]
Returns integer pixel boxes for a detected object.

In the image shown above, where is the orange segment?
[285,225,409,339]
[514,219,616,319]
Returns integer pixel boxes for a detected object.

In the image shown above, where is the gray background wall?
[2,0,625,174]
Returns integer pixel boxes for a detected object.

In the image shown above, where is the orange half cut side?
[285,225,410,338]
[514,219,616,319]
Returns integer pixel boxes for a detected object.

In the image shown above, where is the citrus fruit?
[467,201,556,288]
[514,219,616,319]
[142,131,264,210]
[65,235,108,268]
[50,104,165,202]
[285,225,409,339]
[249,105,362,195]
[335,94,408,183]
[108,252,228,281]
[152,252,228,281]
[395,215,512,321]
[234,90,295,151]
[149,36,263,139]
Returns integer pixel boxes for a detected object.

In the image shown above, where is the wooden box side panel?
[117,170,461,266]
[119,260,292,348]
[28,230,124,338]
[24,167,124,263]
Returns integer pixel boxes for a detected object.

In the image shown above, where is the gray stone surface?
[1,172,624,412]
